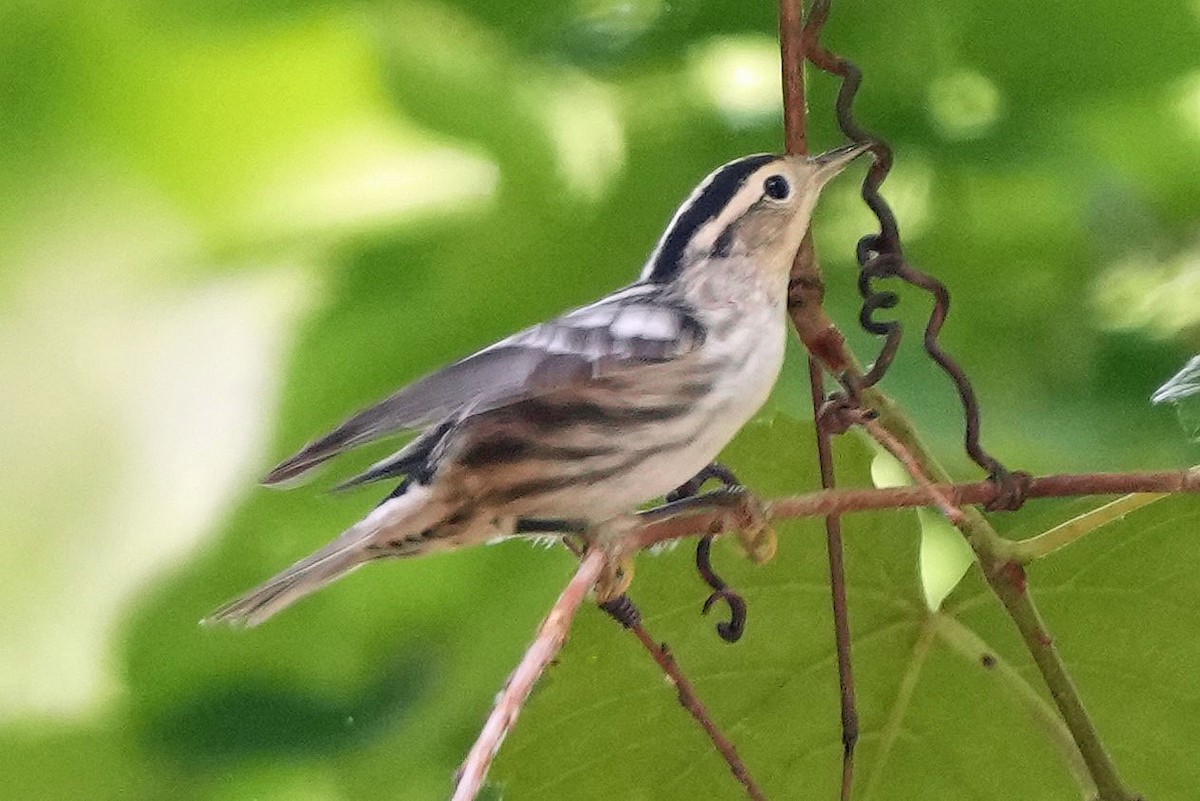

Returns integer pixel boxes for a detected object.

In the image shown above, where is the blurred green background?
[2,0,1198,798]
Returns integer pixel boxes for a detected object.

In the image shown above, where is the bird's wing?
[262,284,705,485]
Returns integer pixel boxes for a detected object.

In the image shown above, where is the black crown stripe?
[645,153,778,282]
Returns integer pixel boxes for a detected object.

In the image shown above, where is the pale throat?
[686,255,791,310]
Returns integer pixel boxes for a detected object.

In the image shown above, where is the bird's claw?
[729,492,776,564]
[595,553,635,603]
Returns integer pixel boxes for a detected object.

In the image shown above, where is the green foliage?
[499,422,1200,800]
[949,494,1200,799]
[1,0,1199,799]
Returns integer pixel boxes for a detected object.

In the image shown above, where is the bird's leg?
[580,515,641,603]
[670,464,774,562]
[594,553,635,603]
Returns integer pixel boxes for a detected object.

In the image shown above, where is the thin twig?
[779,0,855,375]
[779,0,808,157]
[628,618,770,801]
[862,417,969,527]
[779,0,860,795]
[451,548,606,801]
[625,467,1200,553]
[600,594,767,798]
[810,366,859,801]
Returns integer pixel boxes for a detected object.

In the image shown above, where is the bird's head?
[642,144,869,286]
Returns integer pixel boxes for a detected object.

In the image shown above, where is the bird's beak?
[809,142,871,183]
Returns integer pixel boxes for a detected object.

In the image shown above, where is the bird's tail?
[203,484,446,627]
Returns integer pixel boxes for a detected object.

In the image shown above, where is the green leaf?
[949,495,1200,799]
[497,418,1200,799]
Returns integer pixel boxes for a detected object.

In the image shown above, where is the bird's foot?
[595,552,635,603]
[729,492,776,565]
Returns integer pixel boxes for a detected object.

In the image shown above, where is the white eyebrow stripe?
[684,180,767,253]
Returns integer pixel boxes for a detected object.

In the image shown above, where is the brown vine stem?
[623,468,1200,554]
[780,0,859,796]
[451,548,605,801]
[778,0,1148,795]
[627,615,770,801]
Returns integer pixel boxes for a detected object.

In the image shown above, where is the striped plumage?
[208,145,866,626]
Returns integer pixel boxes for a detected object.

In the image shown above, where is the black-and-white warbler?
[208,145,867,626]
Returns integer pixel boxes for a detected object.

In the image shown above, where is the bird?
[206,144,868,626]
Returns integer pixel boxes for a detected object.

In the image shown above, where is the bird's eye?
[763,174,791,200]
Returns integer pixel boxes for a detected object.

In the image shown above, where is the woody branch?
[622,467,1200,554]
